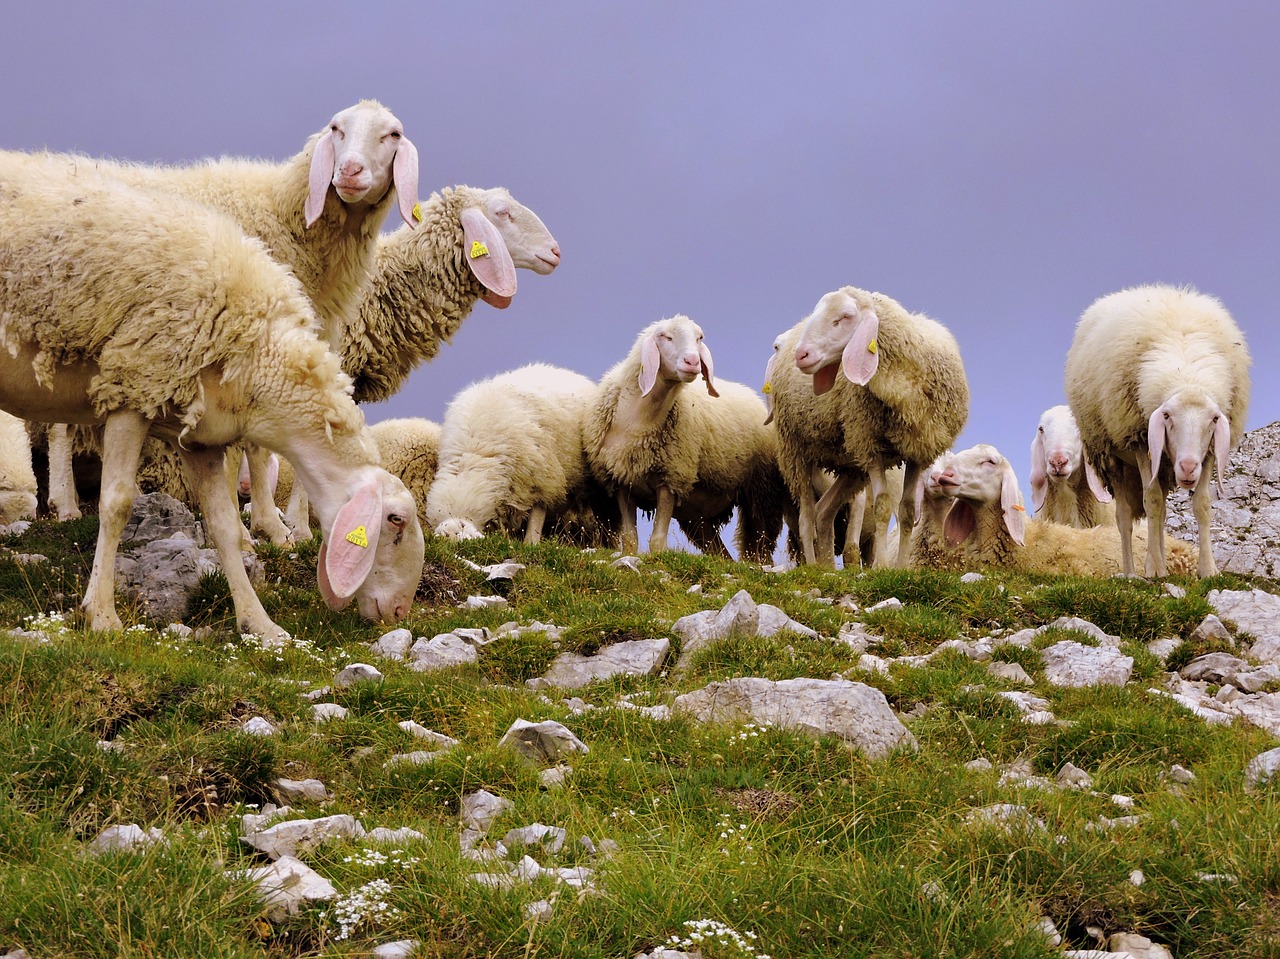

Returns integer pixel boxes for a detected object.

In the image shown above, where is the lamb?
[1064,285,1251,577]
[772,287,969,567]
[0,411,38,525]
[1029,405,1114,527]
[933,444,1198,577]
[582,316,785,561]
[0,152,425,643]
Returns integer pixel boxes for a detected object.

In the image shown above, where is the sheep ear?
[305,129,336,227]
[840,308,881,386]
[944,499,976,546]
[1029,432,1047,513]
[1147,404,1167,487]
[1213,411,1232,499]
[1001,461,1026,546]
[762,352,778,424]
[699,340,719,397]
[460,207,517,301]
[393,136,420,228]
[638,333,660,396]
[318,481,384,608]
[1084,459,1112,503]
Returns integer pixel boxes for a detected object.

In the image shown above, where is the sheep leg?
[1191,474,1217,577]
[1112,484,1138,577]
[617,490,640,555]
[649,486,676,554]
[524,506,547,545]
[844,489,866,568]
[1136,458,1168,577]
[796,481,819,565]
[46,424,82,520]
[181,445,290,645]
[284,480,313,542]
[246,443,292,547]
[866,467,897,568]
[681,517,732,558]
[894,462,921,568]
[82,411,148,632]
[815,473,856,569]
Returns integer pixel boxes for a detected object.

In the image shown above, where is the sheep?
[582,316,785,561]
[933,444,1198,577]
[343,185,561,404]
[1029,405,1114,527]
[772,287,969,567]
[905,451,961,571]
[53,99,421,546]
[368,418,441,530]
[1064,285,1251,577]
[0,152,425,643]
[0,411,38,525]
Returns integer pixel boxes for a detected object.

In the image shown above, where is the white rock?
[460,789,513,833]
[868,597,903,612]
[241,716,278,736]
[611,555,642,571]
[409,633,478,671]
[540,765,574,789]
[502,822,567,854]
[498,718,589,763]
[965,803,1046,834]
[960,572,984,583]
[1208,588,1280,662]
[461,595,509,609]
[988,660,1033,685]
[1056,763,1093,790]
[272,778,330,804]
[88,823,164,854]
[235,855,336,919]
[373,941,422,959]
[1245,745,1280,788]
[965,758,994,772]
[367,826,428,844]
[311,703,349,722]
[369,628,414,661]
[1129,869,1145,886]
[397,721,459,747]
[1109,932,1173,959]
[334,663,383,687]
[539,638,670,688]
[239,814,365,860]
[1041,641,1133,687]
[384,750,449,767]
[525,899,555,922]
[1146,637,1182,662]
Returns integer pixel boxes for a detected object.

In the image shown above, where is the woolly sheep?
[1029,404,1114,528]
[772,287,969,567]
[1064,285,1251,577]
[427,364,594,544]
[0,411,38,525]
[368,418,441,530]
[933,444,1197,577]
[906,452,960,571]
[0,153,425,642]
[583,316,784,561]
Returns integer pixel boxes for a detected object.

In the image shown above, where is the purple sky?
[7,3,1277,519]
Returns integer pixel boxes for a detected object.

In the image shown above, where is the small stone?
[1129,869,1145,886]
[88,823,164,854]
[312,703,349,722]
[334,663,383,687]
[867,597,903,612]
[272,778,330,804]
[1056,762,1093,790]
[965,758,994,772]
[461,595,508,609]
[241,716,278,736]
[611,556,642,571]
[540,765,573,789]
[366,826,428,844]
[525,899,554,922]
[369,628,414,661]
[960,572,984,583]
[373,941,421,959]
[397,721,459,747]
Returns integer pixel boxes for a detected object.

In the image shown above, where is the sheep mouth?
[333,178,373,201]
[808,361,840,396]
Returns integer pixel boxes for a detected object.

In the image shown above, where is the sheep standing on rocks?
[1065,285,1251,577]
[1029,405,1114,527]
[583,316,785,560]
[0,153,425,643]
[934,444,1198,577]
[427,364,596,544]
[0,411,38,525]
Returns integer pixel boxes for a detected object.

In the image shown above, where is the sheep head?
[793,287,881,395]
[1146,389,1232,497]
[637,315,718,398]
[938,444,1026,547]
[307,100,420,229]
[1029,404,1111,512]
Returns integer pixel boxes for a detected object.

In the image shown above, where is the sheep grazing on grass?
[344,185,560,404]
[1065,285,1251,577]
[425,364,596,544]
[1029,405,1114,528]
[584,316,785,561]
[0,153,424,643]
[930,444,1197,577]
[0,411,38,525]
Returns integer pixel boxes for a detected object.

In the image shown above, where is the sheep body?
[1064,285,1250,577]
[0,411,38,524]
[0,152,424,641]
[368,417,442,530]
[1029,405,1114,528]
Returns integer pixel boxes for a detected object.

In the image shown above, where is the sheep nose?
[1048,452,1069,472]
[339,159,365,178]
[794,346,812,365]
[550,243,561,259]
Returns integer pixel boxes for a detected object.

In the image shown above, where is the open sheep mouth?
[810,361,840,395]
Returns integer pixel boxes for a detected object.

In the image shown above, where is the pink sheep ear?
[1084,459,1112,503]
[1213,411,1232,499]
[840,308,881,386]
[305,129,336,227]
[638,333,661,396]
[1001,461,1026,546]
[699,340,720,397]
[460,207,517,300]
[1029,432,1048,513]
[393,136,420,228]
[1147,404,1167,487]
[318,481,384,609]
[944,499,976,546]
[762,352,778,424]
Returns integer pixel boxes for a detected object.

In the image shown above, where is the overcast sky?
[6,2,1276,528]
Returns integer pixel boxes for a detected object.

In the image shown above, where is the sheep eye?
[330,124,340,133]
[389,130,402,139]
[1038,426,1044,433]
[388,513,406,530]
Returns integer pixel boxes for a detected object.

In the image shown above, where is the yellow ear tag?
[411,202,423,223]
[761,382,772,394]
[470,240,490,259]
[1011,504,1026,512]
[867,338,878,354]
[345,525,369,548]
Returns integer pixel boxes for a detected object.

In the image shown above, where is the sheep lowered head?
[307,99,420,228]
[317,469,425,624]
[462,187,561,309]
[638,315,718,398]
[937,444,1027,547]
[1148,388,1233,495]
[793,287,880,395]
[1029,405,1111,511]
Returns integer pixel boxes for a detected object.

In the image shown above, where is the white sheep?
[0,411,38,525]
[1029,405,1114,528]
[772,287,969,567]
[0,152,425,643]
[905,451,961,571]
[426,364,595,544]
[1064,285,1251,577]
[933,444,1198,577]
[368,418,441,530]
[582,316,785,561]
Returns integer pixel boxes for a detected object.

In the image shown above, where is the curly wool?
[367,418,442,529]
[0,411,37,524]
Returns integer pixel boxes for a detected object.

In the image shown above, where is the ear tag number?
[345,526,369,548]
[470,240,490,259]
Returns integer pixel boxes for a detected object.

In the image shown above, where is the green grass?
[2,518,1279,957]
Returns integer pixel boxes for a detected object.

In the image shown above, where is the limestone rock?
[498,719,589,764]
[538,638,670,688]
[1041,641,1133,687]
[240,814,365,860]
[236,855,336,920]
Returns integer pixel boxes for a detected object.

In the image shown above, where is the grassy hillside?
[1,517,1277,958]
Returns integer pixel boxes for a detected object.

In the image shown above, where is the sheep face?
[1148,390,1232,493]
[793,287,880,394]
[1030,405,1110,510]
[637,316,718,397]
[306,100,420,228]
[938,444,1026,547]
[478,188,561,275]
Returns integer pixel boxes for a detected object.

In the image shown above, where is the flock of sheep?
[0,100,1254,643]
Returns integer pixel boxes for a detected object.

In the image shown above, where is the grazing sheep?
[344,185,561,404]
[0,153,425,643]
[425,364,595,543]
[0,411,38,525]
[1029,405,1114,527]
[936,444,1197,577]
[583,316,785,560]
[1064,285,1251,577]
